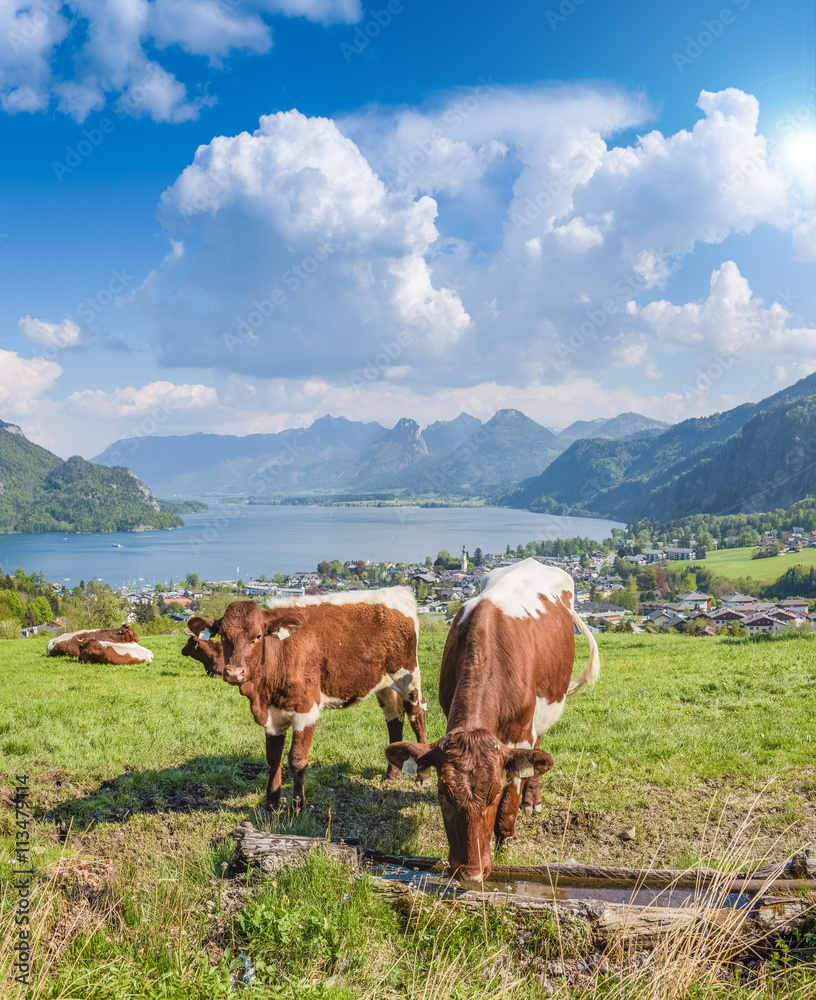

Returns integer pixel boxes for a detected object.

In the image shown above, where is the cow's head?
[181,631,225,677]
[385,728,554,882]
[190,602,303,686]
[116,625,140,643]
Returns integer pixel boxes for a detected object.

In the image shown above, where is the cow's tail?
[567,609,600,696]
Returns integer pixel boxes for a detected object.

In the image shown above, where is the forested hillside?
[507,374,816,521]
[0,423,186,534]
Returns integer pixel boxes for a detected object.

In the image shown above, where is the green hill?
[506,372,816,521]
[0,422,186,534]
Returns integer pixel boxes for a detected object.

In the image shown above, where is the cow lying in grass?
[187,588,427,810]
[385,559,600,881]
[47,625,140,658]
[77,638,154,664]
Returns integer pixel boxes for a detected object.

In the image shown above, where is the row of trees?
[630,498,816,551]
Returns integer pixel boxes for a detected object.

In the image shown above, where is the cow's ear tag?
[402,759,418,776]
[518,765,534,779]
[201,630,211,641]
[276,628,290,641]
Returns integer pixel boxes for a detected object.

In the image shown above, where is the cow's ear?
[188,616,217,637]
[504,748,554,779]
[262,610,303,640]
[385,741,439,774]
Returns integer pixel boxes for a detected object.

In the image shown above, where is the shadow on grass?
[40,753,436,853]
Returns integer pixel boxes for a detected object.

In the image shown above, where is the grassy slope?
[1,632,814,998]
[703,545,816,585]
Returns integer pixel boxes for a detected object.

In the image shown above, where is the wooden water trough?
[232,823,815,954]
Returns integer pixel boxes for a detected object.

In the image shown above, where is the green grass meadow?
[703,545,816,585]
[0,630,814,998]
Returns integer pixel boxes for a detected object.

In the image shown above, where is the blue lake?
[0,504,623,587]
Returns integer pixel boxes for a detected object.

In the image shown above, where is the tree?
[473,548,483,567]
[29,597,52,624]
[134,602,158,626]
[616,576,640,612]
[681,572,697,593]
[0,590,25,621]
[185,572,200,590]
[85,591,123,628]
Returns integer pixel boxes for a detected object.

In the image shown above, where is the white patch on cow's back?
[265,586,418,634]
[532,695,565,741]
[460,558,574,621]
[96,641,154,662]
[47,630,84,654]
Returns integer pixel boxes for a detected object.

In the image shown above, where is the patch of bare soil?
[512,775,816,869]
[48,857,117,960]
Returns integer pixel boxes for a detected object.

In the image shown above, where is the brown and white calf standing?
[181,630,226,677]
[385,558,600,881]
[188,588,427,809]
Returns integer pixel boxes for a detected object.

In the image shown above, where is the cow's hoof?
[534,804,542,814]
[522,805,533,816]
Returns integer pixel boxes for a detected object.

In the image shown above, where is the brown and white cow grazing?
[77,638,154,664]
[181,630,225,677]
[385,558,600,882]
[188,588,427,810]
[47,625,140,658]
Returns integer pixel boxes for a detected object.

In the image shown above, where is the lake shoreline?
[0,504,623,588]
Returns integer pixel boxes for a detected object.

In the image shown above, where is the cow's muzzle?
[223,665,245,684]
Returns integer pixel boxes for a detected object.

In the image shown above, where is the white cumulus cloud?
[18,315,84,348]
[0,0,361,122]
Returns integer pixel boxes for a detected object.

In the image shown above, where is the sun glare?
[779,129,816,174]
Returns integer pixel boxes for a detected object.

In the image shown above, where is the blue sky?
[0,0,814,457]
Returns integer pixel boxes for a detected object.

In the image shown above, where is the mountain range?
[92,410,669,499]
[504,373,816,521]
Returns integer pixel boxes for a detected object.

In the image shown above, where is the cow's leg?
[264,733,286,810]
[403,696,432,788]
[495,780,522,850]
[378,690,405,781]
[521,775,543,816]
[288,724,316,810]
[521,737,544,816]
[404,673,431,787]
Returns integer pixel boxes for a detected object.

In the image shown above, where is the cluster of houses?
[623,592,813,635]
[14,536,814,639]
